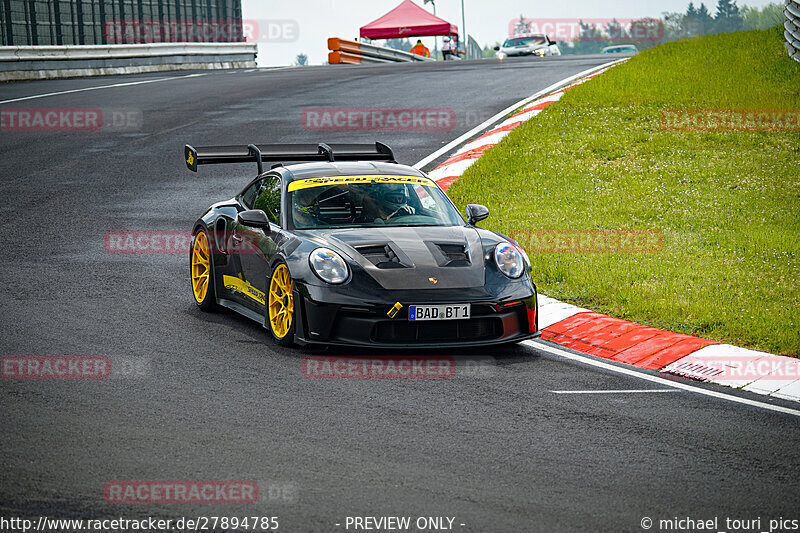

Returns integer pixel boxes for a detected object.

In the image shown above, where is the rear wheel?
[268,262,296,346]
[191,229,217,311]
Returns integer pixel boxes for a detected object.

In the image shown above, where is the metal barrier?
[0,0,244,46]
[787,0,800,62]
[328,37,433,64]
[0,42,256,81]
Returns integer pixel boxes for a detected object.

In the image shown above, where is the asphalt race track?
[1,56,799,532]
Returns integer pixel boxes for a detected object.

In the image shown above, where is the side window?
[241,175,282,224]
[241,180,261,209]
[252,175,281,223]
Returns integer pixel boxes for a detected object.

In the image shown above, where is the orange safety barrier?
[327,36,431,65]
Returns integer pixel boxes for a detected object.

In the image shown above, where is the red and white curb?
[416,63,800,403]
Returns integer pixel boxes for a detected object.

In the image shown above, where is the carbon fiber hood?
[321,226,486,290]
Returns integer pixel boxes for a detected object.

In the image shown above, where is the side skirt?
[216,298,267,328]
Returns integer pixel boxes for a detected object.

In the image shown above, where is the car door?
[233,174,282,312]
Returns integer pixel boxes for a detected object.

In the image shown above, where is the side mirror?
[493,45,500,51]
[466,204,489,226]
[237,209,271,229]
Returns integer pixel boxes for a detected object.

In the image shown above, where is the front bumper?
[293,284,540,349]
[503,49,547,57]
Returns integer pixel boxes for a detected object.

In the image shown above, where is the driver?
[292,187,321,228]
[363,182,416,221]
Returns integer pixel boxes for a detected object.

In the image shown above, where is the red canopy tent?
[360,0,458,40]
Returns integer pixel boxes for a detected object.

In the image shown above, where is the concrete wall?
[0,42,257,81]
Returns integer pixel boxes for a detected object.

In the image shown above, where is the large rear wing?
[184,142,396,174]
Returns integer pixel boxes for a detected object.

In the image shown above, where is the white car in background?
[495,35,561,58]
[602,44,639,54]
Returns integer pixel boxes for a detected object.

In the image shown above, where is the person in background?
[410,39,430,58]
[449,35,465,59]
[441,37,454,60]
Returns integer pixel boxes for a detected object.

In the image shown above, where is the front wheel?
[190,229,217,311]
[267,262,296,346]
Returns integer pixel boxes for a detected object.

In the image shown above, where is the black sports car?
[185,142,540,348]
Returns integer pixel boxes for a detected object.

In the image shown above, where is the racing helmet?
[379,183,409,210]
[292,187,320,225]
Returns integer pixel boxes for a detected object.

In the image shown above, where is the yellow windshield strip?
[288,175,436,192]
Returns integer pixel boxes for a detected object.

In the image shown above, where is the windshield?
[504,36,546,47]
[288,175,464,230]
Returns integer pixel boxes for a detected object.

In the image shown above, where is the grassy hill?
[447,26,800,356]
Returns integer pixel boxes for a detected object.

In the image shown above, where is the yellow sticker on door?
[223,275,266,305]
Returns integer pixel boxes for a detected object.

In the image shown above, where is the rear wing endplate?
[184,142,396,174]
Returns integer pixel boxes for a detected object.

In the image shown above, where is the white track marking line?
[412,59,626,170]
[0,73,208,105]
[552,389,679,394]
[527,340,800,417]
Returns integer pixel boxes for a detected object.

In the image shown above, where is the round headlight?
[494,242,524,279]
[309,248,349,285]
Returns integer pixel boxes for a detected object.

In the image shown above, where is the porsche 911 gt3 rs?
[185,142,539,348]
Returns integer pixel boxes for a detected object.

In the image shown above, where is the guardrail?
[0,42,257,81]
[787,0,800,62]
[328,38,433,64]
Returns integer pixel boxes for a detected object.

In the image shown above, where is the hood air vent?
[356,244,408,269]
[425,242,470,267]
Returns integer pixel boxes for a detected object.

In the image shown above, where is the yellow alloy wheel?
[268,264,294,339]
[191,231,211,304]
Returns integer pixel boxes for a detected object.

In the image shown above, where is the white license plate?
[409,304,471,321]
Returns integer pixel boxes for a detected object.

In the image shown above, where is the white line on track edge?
[0,72,209,105]
[551,389,678,394]
[412,58,627,170]
[528,340,800,417]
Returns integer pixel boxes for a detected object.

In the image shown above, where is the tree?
[483,42,501,58]
[692,3,714,35]
[295,53,308,66]
[512,14,531,37]
[382,38,414,53]
[741,2,784,30]
[606,19,630,43]
[578,20,607,44]
[683,2,709,36]
[629,17,664,44]
[713,0,743,34]
[661,11,688,41]
[697,4,714,26]
[560,20,609,55]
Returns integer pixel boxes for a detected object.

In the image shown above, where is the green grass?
[447,27,800,356]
